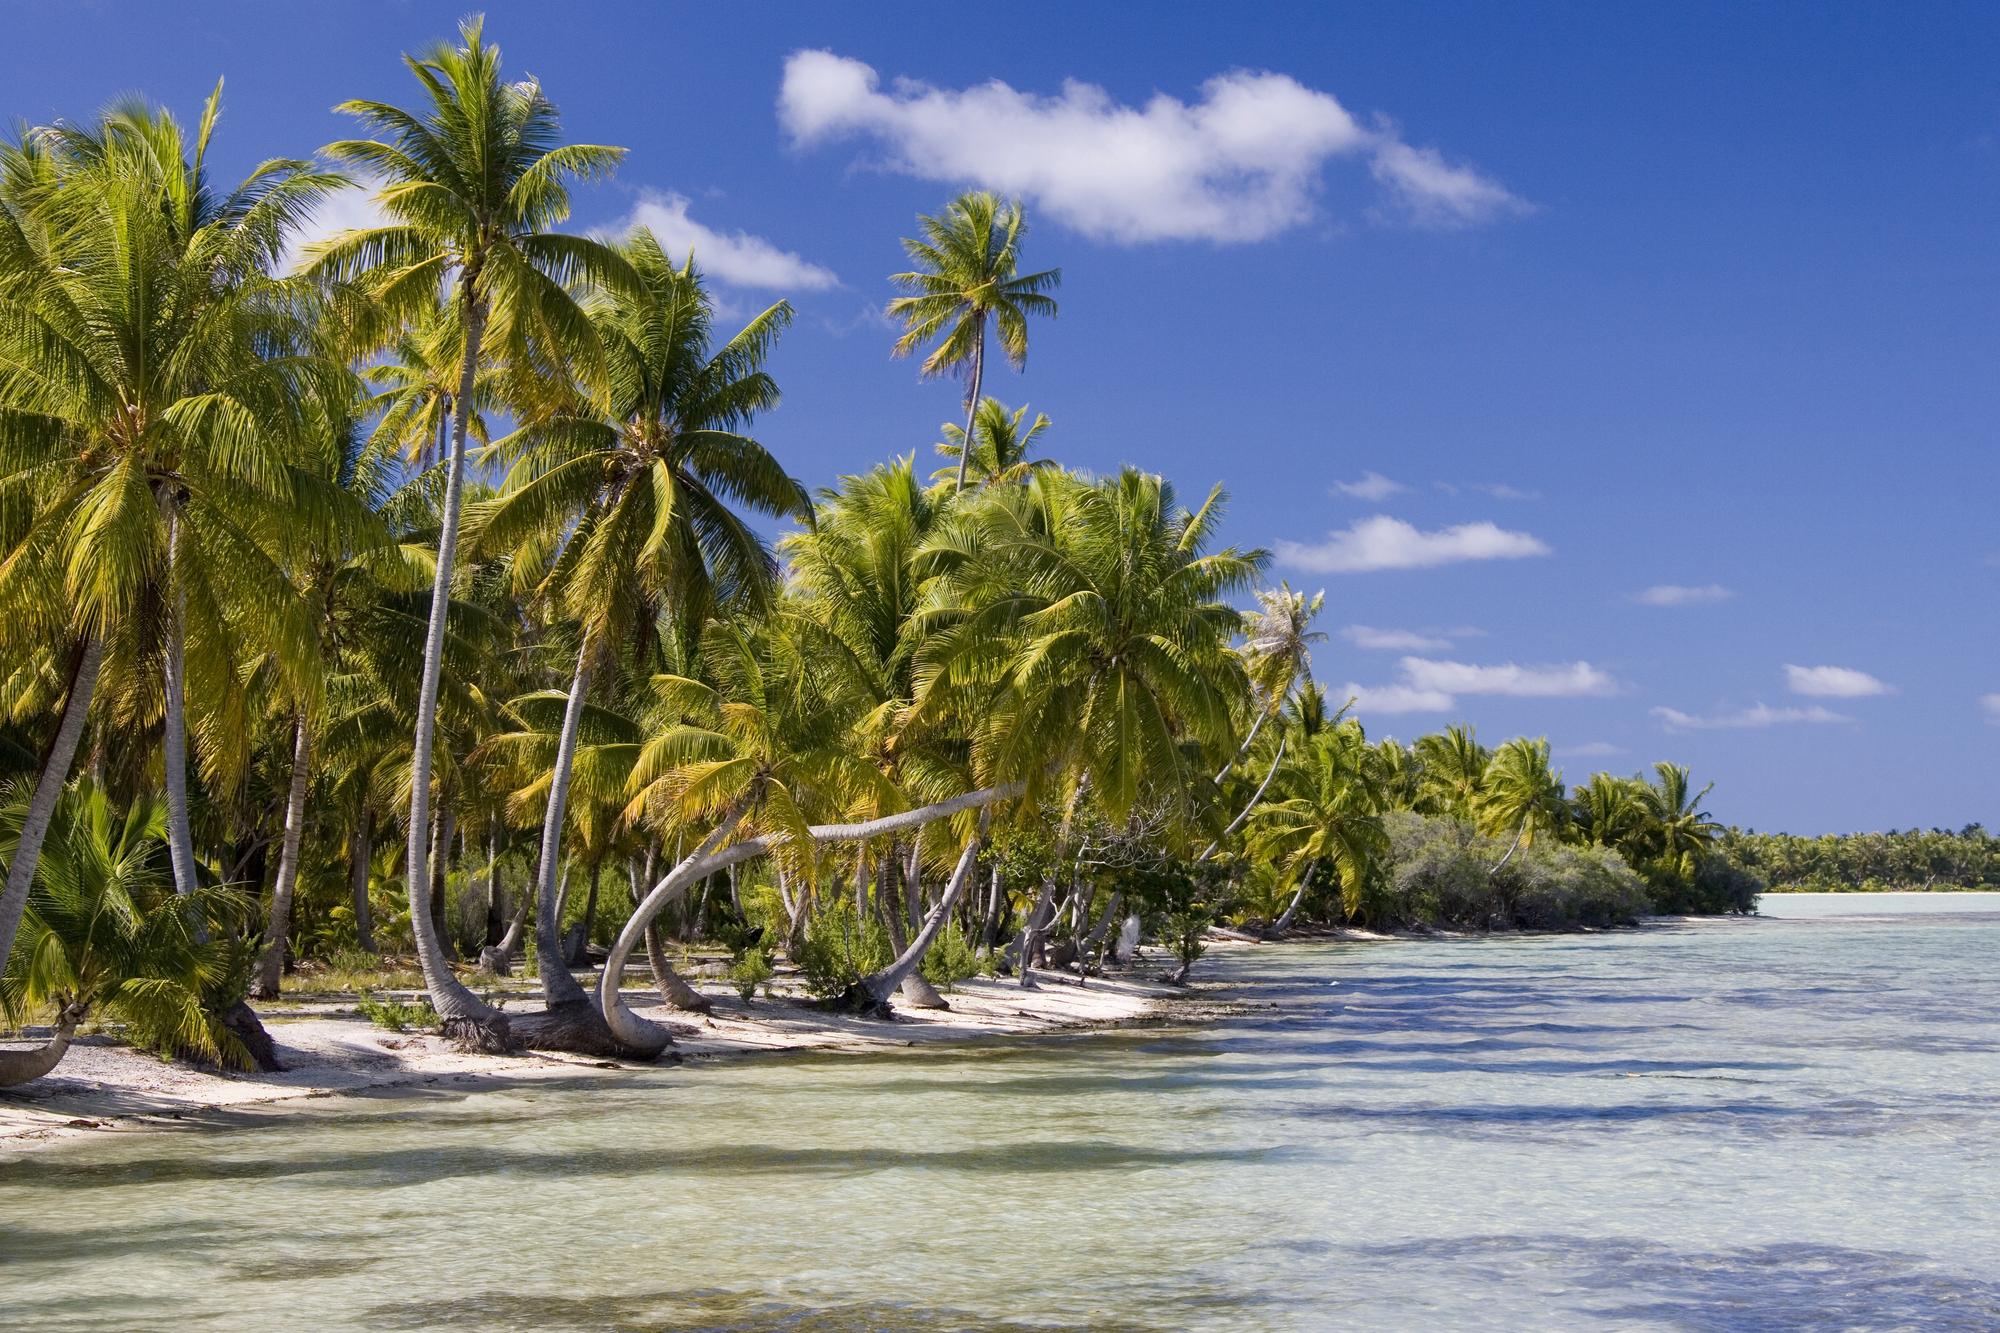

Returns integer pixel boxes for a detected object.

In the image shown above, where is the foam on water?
[4,916,1997,1331]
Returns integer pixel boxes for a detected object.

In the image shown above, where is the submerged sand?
[0,958,1215,1154]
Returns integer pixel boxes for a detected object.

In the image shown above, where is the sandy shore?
[0,957,1210,1155]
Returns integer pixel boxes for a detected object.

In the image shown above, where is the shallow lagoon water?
[5,916,1999,1331]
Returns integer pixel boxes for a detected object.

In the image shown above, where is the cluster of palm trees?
[0,19,1739,1082]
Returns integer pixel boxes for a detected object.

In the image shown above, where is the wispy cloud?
[1338,656,1616,716]
[282,183,390,274]
[1332,471,1406,501]
[1557,741,1626,758]
[1652,703,1852,731]
[619,191,839,290]
[1401,657,1619,698]
[1633,584,1733,606]
[1982,694,2000,724]
[1473,483,1537,500]
[1784,664,1892,698]
[1276,515,1550,573]
[779,51,1528,242]
[1341,625,1451,651]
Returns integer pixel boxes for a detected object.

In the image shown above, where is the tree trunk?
[1199,733,1286,862]
[879,841,909,955]
[485,823,504,946]
[348,804,375,954]
[895,829,947,1008]
[532,641,594,1007]
[160,507,201,906]
[863,810,988,1006]
[1079,891,1123,983]
[578,860,602,962]
[253,710,313,998]
[1214,704,1275,783]
[0,1002,86,1087]
[1013,882,1056,989]
[1492,820,1530,876]
[953,315,986,494]
[905,825,925,938]
[0,635,102,972]
[728,863,741,919]
[400,289,508,1050]
[1264,859,1318,939]
[977,860,1004,957]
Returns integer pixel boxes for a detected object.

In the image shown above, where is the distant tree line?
[1720,826,2000,893]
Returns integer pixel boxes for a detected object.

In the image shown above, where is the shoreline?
[0,952,1232,1156]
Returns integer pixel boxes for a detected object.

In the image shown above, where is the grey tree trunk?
[953,316,986,494]
[400,290,508,1049]
[577,860,602,962]
[895,828,947,1008]
[1214,704,1274,783]
[348,804,375,954]
[976,860,1004,957]
[1199,733,1286,862]
[160,507,201,905]
[0,635,102,971]
[485,823,503,946]
[253,710,313,998]
[1266,859,1320,937]
[0,1002,85,1087]
[1013,882,1056,989]
[428,801,456,959]
[532,642,594,1007]
[864,811,988,1004]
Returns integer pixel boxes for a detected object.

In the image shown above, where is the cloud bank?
[1337,656,1617,715]
[1557,741,1626,758]
[1342,625,1451,651]
[1276,515,1550,573]
[621,191,839,290]
[1634,584,1733,606]
[1333,471,1406,501]
[779,51,1527,242]
[1783,664,1891,698]
[1652,704,1851,731]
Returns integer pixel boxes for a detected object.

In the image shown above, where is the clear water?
[5,918,1999,1331]
[1757,890,2000,917]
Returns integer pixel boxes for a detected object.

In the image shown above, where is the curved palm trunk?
[1491,820,1530,876]
[600,782,1030,1048]
[533,642,593,998]
[976,861,1004,957]
[1264,859,1319,939]
[863,810,989,1005]
[953,319,986,494]
[0,1003,85,1088]
[253,710,313,998]
[401,292,507,1050]
[161,509,201,907]
[1214,704,1275,783]
[0,636,102,971]
[1199,734,1286,862]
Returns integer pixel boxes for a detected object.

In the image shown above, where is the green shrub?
[728,948,775,1000]
[919,923,982,991]
[794,903,891,998]
[356,991,437,1033]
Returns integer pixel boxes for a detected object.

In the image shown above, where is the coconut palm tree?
[1477,736,1566,872]
[0,88,344,963]
[308,16,631,1046]
[931,398,1056,488]
[1416,724,1491,820]
[888,193,1060,494]
[1641,763,1721,879]
[468,232,808,1034]
[1248,718,1388,932]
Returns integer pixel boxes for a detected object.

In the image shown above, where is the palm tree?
[308,17,630,1047]
[1477,736,1566,872]
[469,232,808,1034]
[0,88,343,963]
[888,193,1060,494]
[1249,719,1388,932]
[931,398,1056,487]
[1641,763,1721,879]
[1570,771,1648,855]
[1416,724,1491,819]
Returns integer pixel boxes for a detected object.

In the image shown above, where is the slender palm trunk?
[254,710,313,998]
[429,801,455,957]
[953,318,986,494]
[402,290,506,1046]
[348,804,375,954]
[1215,704,1274,783]
[484,822,503,946]
[977,860,1004,957]
[0,1002,85,1088]
[864,811,989,1004]
[160,507,200,905]
[578,860,602,961]
[1491,819,1530,876]
[1199,734,1287,862]
[533,640,594,1006]
[0,636,102,970]
[1266,859,1319,938]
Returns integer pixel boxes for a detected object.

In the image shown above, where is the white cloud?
[1474,483,1537,500]
[282,184,391,275]
[1275,515,1550,573]
[1557,741,1626,758]
[1333,682,1455,714]
[1982,694,2000,724]
[778,50,1526,243]
[1400,657,1619,698]
[620,191,839,290]
[1342,624,1451,651]
[1652,704,1852,731]
[1634,584,1733,607]
[1783,664,1891,698]
[1333,471,1407,501]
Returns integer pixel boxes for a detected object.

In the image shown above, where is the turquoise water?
[1757,890,2000,917]
[4,917,1999,1330]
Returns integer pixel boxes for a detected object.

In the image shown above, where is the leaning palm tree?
[1477,736,1566,872]
[1249,719,1388,933]
[468,232,808,1042]
[0,88,343,966]
[307,16,630,1047]
[888,193,1060,494]
[931,398,1056,488]
[1640,763,1721,879]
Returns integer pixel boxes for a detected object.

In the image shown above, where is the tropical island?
[1,18,1835,1101]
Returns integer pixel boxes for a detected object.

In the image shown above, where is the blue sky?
[7,2,1996,834]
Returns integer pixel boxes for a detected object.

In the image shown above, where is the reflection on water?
[5,917,1999,1331]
